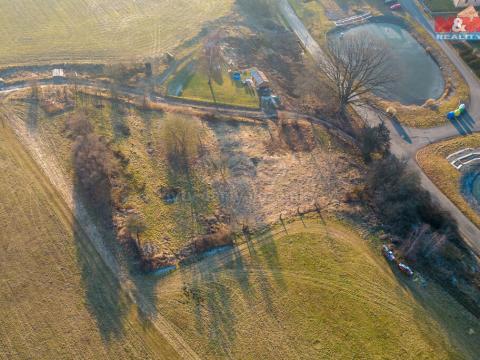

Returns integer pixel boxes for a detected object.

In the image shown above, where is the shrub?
[192,225,233,253]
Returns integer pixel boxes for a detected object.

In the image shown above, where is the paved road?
[279,0,480,256]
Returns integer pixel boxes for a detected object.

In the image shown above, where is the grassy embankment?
[10,92,219,258]
[392,17,469,128]
[1,105,479,358]
[0,122,179,359]
[417,134,480,230]
[287,0,334,46]
[0,0,233,66]
[151,218,480,359]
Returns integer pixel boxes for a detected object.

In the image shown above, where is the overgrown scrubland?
[5,85,359,271]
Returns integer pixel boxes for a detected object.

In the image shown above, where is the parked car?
[390,3,401,10]
[398,263,414,277]
[382,245,396,262]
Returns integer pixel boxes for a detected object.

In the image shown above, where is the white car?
[382,245,396,262]
[398,263,414,277]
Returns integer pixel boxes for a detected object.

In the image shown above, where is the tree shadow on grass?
[110,99,131,141]
[72,176,129,341]
[69,112,163,342]
[169,119,287,355]
[392,268,480,358]
[26,93,39,132]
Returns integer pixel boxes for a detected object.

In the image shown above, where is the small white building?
[52,68,65,78]
[453,0,480,8]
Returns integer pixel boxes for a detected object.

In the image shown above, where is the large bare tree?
[321,34,396,115]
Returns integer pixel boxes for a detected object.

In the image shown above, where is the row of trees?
[68,114,115,208]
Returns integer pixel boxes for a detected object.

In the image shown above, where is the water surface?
[329,22,445,105]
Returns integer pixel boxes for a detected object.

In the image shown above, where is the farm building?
[453,0,480,8]
[250,68,270,88]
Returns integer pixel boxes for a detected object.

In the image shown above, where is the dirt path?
[3,114,201,360]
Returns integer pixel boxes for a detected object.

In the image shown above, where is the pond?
[471,173,480,203]
[329,22,445,105]
[462,170,480,212]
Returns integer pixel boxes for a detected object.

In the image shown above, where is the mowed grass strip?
[167,63,260,109]
[0,0,233,66]
[417,134,480,229]
[0,124,179,359]
[152,219,480,359]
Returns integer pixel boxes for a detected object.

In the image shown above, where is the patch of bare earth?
[202,118,361,228]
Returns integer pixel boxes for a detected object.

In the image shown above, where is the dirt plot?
[204,118,361,226]
[0,124,180,359]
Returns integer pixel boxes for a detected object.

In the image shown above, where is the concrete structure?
[447,148,480,170]
[453,0,480,8]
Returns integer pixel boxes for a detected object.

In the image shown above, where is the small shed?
[52,69,65,77]
[52,69,65,84]
[251,68,270,88]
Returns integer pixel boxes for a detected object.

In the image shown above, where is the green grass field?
[0,0,233,66]
[0,123,180,359]
[287,0,334,45]
[167,63,260,108]
[151,219,480,359]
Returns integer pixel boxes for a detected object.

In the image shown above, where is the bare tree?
[321,35,397,115]
[202,31,224,86]
[160,115,201,173]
